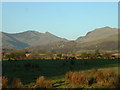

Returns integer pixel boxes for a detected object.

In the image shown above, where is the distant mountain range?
[1,31,67,49]
[1,27,119,53]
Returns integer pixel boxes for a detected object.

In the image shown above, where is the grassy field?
[2,59,120,88]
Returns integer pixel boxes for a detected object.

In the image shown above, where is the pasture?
[2,59,119,85]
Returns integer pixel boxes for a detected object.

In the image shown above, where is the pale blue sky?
[2,2,118,40]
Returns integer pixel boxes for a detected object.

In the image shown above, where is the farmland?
[2,59,120,88]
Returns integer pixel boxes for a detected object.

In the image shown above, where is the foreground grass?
[2,67,119,88]
[2,59,120,88]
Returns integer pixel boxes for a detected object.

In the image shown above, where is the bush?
[65,71,74,82]
[94,70,119,88]
[65,71,88,85]
[2,76,8,88]
[12,77,23,88]
[36,76,45,87]
[65,70,119,88]
[44,82,52,88]
[35,76,52,88]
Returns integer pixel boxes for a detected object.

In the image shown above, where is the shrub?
[94,71,105,85]
[65,70,119,88]
[104,73,120,88]
[44,82,52,88]
[65,71,88,85]
[35,76,52,88]
[36,76,45,87]
[2,76,8,88]
[12,77,23,88]
[65,71,74,82]
[94,70,119,88]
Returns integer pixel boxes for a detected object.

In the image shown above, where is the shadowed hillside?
[2,32,29,49]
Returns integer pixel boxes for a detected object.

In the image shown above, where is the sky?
[2,2,118,40]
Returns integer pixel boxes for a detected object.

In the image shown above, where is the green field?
[2,59,120,88]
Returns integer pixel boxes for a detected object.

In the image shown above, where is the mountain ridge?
[76,27,118,43]
[1,26,119,52]
[1,30,68,49]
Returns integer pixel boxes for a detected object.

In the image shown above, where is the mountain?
[1,32,29,49]
[76,27,119,51]
[27,41,78,54]
[11,31,67,46]
[76,27,118,43]
[1,27,119,52]
[1,31,68,49]
[27,27,119,53]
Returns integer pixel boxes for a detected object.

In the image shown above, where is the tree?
[5,53,17,60]
[5,50,26,60]
[94,49,101,58]
[81,52,89,59]
[57,54,62,59]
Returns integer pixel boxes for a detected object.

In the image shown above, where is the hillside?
[11,31,68,46]
[2,32,29,49]
[76,27,119,51]
[27,41,78,54]
[76,27,118,43]
[2,31,68,49]
[76,34,119,51]
[28,27,119,53]
[1,27,119,52]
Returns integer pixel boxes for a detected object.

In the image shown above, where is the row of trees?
[2,49,118,60]
[79,50,114,59]
[3,50,26,60]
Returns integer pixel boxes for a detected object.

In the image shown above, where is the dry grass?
[36,76,45,87]
[12,77,23,88]
[65,69,120,88]
[65,71,88,85]
[2,76,8,88]
[94,70,120,88]
[34,76,52,88]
